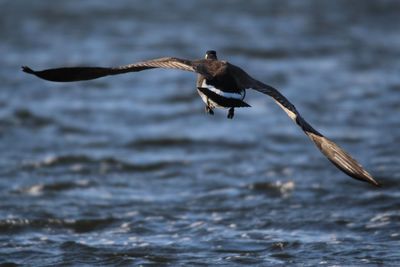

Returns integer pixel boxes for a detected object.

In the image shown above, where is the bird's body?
[197,75,247,108]
[194,51,250,117]
[22,50,380,187]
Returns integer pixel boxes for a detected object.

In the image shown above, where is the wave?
[0,217,115,234]
[248,180,295,197]
[125,137,256,150]
[12,108,55,128]
[22,154,183,173]
[0,108,55,132]
[15,179,92,196]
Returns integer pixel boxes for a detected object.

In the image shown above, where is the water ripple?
[22,154,185,174]
[1,0,399,265]
[124,137,256,150]
[0,217,115,233]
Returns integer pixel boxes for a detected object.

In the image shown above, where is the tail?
[197,87,251,108]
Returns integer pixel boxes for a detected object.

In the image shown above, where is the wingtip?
[306,132,381,188]
[346,161,381,188]
[21,66,35,74]
[367,177,381,188]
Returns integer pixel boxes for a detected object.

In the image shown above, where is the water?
[1,0,400,265]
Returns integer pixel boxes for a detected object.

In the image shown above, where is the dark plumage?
[22,50,380,187]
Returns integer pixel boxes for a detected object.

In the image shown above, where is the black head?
[205,50,217,60]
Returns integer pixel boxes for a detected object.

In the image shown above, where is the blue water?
[1,0,400,265]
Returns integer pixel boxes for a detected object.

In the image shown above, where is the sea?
[1,0,399,265]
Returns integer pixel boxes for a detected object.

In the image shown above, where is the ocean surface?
[1,0,400,265]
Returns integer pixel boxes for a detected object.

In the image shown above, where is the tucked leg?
[205,105,214,115]
[227,107,235,119]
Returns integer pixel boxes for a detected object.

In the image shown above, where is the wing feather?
[22,57,199,82]
[245,77,379,186]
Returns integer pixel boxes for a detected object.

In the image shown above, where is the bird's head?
[205,50,217,60]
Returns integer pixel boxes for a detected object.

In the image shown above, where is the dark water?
[1,0,400,265]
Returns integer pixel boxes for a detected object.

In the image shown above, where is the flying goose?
[22,50,380,186]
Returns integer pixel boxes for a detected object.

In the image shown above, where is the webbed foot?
[205,105,214,115]
[227,108,234,119]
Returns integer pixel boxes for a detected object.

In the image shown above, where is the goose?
[22,50,380,186]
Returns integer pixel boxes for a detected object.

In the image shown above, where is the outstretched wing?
[22,57,203,82]
[241,74,379,186]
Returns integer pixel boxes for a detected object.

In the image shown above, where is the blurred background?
[1,0,399,265]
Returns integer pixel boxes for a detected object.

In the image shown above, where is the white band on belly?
[201,80,244,100]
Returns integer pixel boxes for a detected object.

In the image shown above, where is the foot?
[205,105,214,115]
[227,108,234,119]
